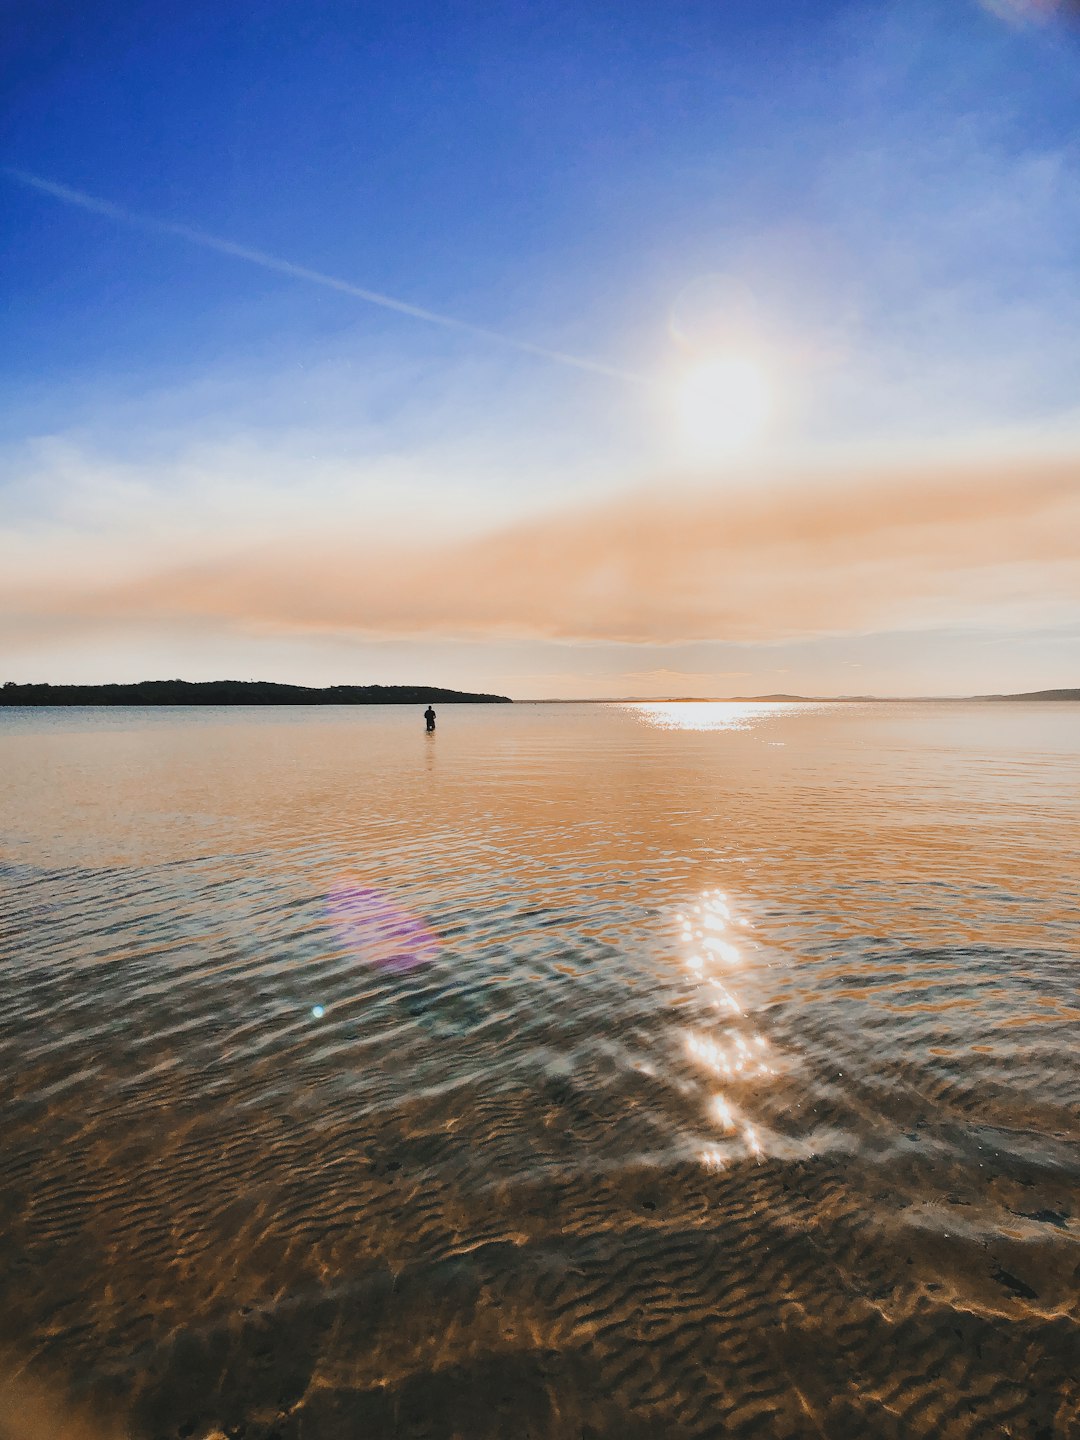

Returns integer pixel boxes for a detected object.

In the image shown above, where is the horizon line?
[3,679,1078,704]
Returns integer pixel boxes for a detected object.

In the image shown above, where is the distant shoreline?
[0,681,512,706]
[522,689,1080,703]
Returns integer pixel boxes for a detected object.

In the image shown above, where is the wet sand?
[1,702,1077,1438]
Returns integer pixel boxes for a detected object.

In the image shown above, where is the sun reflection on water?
[678,889,783,1168]
[625,701,820,732]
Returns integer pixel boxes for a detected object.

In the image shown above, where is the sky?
[3,0,1080,698]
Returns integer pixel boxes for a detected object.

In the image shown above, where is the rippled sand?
[1,701,1077,1439]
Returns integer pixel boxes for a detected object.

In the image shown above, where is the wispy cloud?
[5,454,1078,651]
[2,167,645,386]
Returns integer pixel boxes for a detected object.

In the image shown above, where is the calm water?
[1,701,1077,1440]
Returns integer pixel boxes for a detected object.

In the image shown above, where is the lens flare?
[325,883,440,972]
[980,0,1076,24]
[668,273,759,353]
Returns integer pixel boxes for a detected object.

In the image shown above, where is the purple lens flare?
[325,883,440,973]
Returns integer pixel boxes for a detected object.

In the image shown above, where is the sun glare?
[671,353,774,463]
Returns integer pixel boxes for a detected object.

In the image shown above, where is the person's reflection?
[424,705,436,732]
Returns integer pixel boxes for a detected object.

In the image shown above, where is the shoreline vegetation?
[0,680,512,706]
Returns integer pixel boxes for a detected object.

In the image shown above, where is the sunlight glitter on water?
[623,700,821,731]
[679,890,783,1168]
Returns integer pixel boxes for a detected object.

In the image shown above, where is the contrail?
[4,166,646,384]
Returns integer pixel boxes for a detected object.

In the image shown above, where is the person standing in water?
[424,705,436,732]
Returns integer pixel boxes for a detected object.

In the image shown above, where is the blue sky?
[3,0,1080,694]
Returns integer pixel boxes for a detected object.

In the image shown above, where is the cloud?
[2,168,644,385]
[978,0,1080,30]
[4,454,1078,653]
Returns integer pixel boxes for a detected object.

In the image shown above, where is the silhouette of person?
[424,705,436,732]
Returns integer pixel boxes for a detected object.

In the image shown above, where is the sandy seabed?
[1,701,1077,1438]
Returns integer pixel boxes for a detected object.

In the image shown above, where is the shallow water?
[1,701,1077,1440]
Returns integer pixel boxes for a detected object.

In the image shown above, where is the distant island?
[0,680,512,706]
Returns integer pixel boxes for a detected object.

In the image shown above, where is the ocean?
[1,700,1077,1439]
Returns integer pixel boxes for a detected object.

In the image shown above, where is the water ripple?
[1,701,1077,1439]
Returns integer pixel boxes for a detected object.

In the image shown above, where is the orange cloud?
[3,455,1079,649]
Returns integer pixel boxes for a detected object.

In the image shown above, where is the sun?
[670,352,774,463]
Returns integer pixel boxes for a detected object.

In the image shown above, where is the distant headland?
[0,680,512,706]
[726,689,1080,702]
[727,689,1080,702]
[529,688,1080,703]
